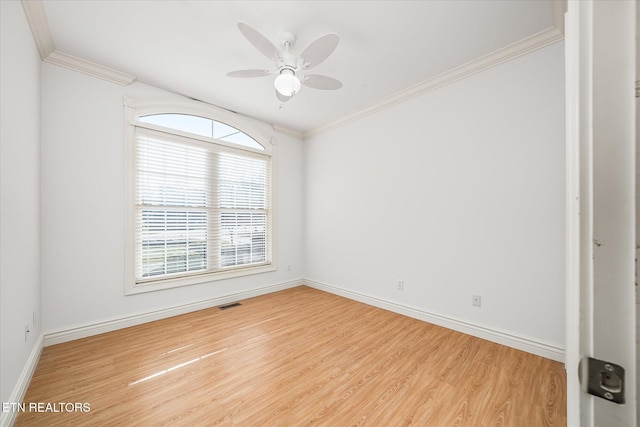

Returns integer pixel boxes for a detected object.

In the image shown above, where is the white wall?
[40,63,304,333]
[0,0,42,410]
[304,42,566,351]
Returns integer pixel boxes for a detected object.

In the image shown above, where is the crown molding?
[21,0,54,59]
[271,123,305,139]
[44,50,136,86]
[305,22,565,139]
[21,0,136,86]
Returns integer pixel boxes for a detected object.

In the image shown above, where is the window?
[124,99,274,294]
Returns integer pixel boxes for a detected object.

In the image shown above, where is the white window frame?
[123,96,276,295]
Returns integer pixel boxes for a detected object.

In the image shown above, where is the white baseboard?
[304,279,565,362]
[0,333,44,427]
[44,279,302,346]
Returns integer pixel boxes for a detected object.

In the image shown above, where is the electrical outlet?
[472,295,482,307]
[397,280,404,290]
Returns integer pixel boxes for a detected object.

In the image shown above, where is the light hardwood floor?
[16,286,566,426]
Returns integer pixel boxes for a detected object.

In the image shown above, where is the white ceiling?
[38,0,560,135]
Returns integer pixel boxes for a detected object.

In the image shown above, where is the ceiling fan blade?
[303,74,343,90]
[226,69,271,78]
[300,33,339,69]
[238,22,281,62]
[275,90,292,102]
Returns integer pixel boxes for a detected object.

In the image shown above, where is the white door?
[565,1,637,426]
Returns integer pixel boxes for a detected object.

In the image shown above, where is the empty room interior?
[1,0,637,426]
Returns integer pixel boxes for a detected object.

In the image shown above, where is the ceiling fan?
[226,22,343,102]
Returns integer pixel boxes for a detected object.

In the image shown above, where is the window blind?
[134,127,271,283]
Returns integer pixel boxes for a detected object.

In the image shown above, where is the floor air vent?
[218,302,242,310]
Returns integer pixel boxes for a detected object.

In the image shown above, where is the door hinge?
[578,357,625,404]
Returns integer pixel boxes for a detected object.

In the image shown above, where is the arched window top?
[138,113,265,151]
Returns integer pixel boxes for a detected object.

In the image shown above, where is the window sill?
[125,263,276,295]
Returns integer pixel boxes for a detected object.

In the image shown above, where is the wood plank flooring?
[16,286,566,426]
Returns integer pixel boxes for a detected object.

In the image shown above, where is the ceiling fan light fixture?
[274,68,301,97]
[229,23,342,102]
